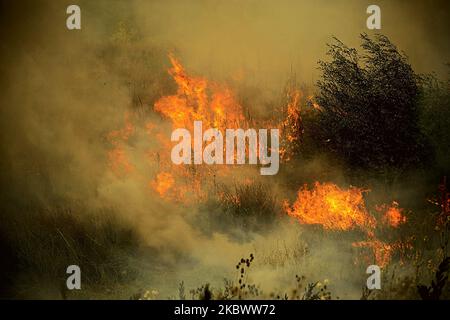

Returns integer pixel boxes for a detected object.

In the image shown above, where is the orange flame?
[284,182,411,267]
[283,182,376,231]
[151,172,175,197]
[107,113,135,176]
[352,238,394,267]
[107,55,309,204]
[377,201,407,228]
[154,54,246,131]
[105,55,413,268]
[279,88,303,161]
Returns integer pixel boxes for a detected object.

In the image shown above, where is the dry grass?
[0,202,142,298]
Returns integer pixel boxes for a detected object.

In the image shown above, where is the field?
[0,0,449,300]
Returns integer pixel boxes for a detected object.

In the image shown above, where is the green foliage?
[314,34,429,174]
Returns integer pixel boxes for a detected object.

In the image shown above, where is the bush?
[313,34,429,175]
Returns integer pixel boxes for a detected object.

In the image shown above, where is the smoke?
[127,0,450,82]
[0,0,448,299]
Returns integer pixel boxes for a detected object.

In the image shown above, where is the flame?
[107,113,135,176]
[107,54,304,194]
[283,182,376,231]
[149,54,251,201]
[154,54,246,131]
[284,182,411,267]
[147,54,306,201]
[352,235,413,267]
[279,89,303,161]
[307,95,322,111]
[285,90,301,143]
[377,201,407,228]
[151,172,175,197]
[108,146,134,176]
[352,238,394,267]
[104,54,415,268]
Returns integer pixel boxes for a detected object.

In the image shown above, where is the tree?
[314,34,428,174]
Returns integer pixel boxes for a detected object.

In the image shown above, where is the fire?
[307,95,322,111]
[352,238,394,267]
[104,54,415,268]
[279,88,303,161]
[108,147,134,176]
[107,112,135,176]
[152,172,175,197]
[154,54,246,131]
[144,54,301,198]
[353,235,413,267]
[148,54,253,199]
[377,201,407,228]
[283,182,376,231]
[284,182,411,267]
[284,89,301,144]
[107,54,305,192]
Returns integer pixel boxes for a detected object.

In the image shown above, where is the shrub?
[313,34,429,175]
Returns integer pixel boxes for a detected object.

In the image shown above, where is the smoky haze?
[1,0,448,203]
[0,0,448,299]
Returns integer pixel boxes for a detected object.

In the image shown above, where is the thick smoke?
[0,0,448,299]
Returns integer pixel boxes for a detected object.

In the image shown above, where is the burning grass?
[283,182,375,232]
[102,53,449,300]
[1,31,449,300]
